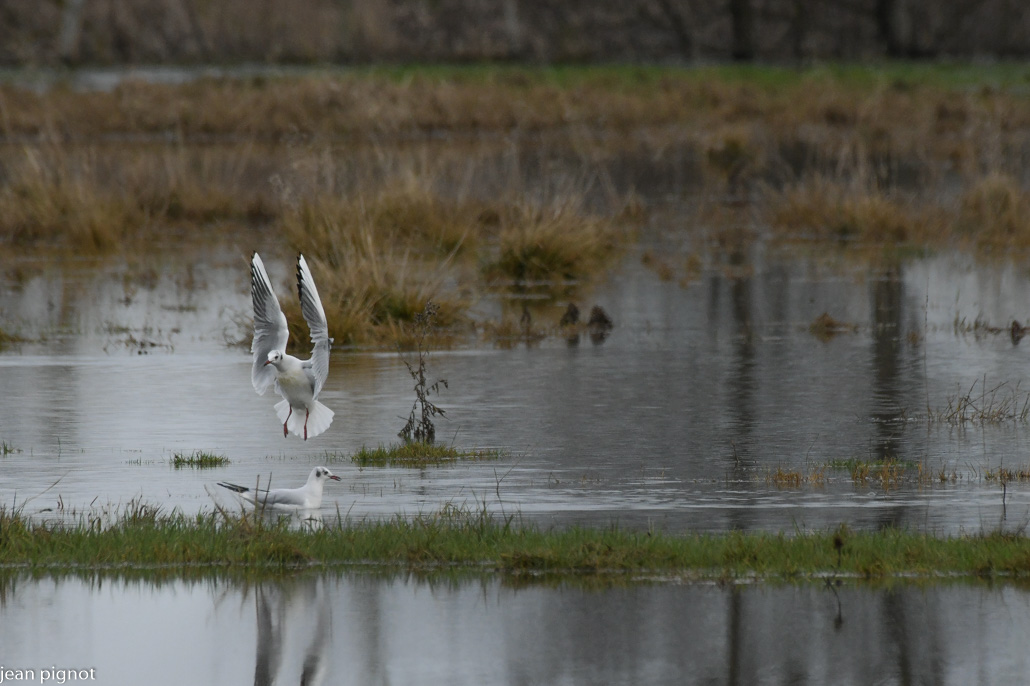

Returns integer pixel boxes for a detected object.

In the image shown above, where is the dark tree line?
[1,0,1028,66]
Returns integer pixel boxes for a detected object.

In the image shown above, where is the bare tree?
[787,0,810,61]
[179,0,210,60]
[644,0,697,59]
[729,0,755,60]
[58,0,88,64]
[874,0,903,57]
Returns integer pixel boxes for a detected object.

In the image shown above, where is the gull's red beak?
[329,475,342,481]
[263,360,272,366]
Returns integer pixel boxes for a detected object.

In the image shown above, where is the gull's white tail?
[275,399,335,439]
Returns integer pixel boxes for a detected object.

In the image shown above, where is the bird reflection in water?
[252,576,331,686]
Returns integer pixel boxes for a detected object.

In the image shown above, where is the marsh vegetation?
[6,64,1030,582]
[5,65,1030,346]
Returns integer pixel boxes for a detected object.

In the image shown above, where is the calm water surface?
[2,245,1030,533]
[1,572,1028,686]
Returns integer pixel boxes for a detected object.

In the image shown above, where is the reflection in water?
[253,577,330,686]
[869,264,909,530]
[1,573,1030,686]
[870,263,905,462]
[727,253,755,474]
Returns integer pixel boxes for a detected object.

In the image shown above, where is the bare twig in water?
[399,301,448,443]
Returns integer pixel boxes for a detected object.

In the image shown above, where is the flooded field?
[3,65,1030,684]
[2,238,1030,535]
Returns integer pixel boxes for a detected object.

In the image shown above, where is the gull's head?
[313,466,342,483]
[264,350,284,367]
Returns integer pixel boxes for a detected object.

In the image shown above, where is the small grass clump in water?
[347,443,503,467]
[483,198,622,288]
[984,465,1030,483]
[929,377,1030,425]
[171,451,231,469]
[765,465,827,488]
[825,457,919,472]
[808,312,858,342]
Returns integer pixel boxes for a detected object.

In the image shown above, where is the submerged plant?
[399,301,447,443]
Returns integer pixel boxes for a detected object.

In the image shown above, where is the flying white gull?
[251,252,334,439]
[217,467,342,509]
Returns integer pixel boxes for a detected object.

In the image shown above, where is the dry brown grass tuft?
[485,197,622,286]
[274,154,632,344]
[0,147,142,251]
[768,178,941,246]
[956,172,1030,247]
[125,146,279,223]
[280,208,470,346]
[0,144,281,253]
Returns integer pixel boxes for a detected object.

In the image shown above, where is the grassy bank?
[2,505,1029,581]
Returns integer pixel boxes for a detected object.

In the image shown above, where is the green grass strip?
[2,506,1030,580]
[345,442,504,467]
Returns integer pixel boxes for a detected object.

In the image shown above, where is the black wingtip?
[217,482,249,494]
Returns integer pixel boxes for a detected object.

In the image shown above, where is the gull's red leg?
[304,408,310,440]
[284,406,293,437]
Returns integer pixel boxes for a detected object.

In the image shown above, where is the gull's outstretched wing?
[297,254,332,398]
[251,252,289,395]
